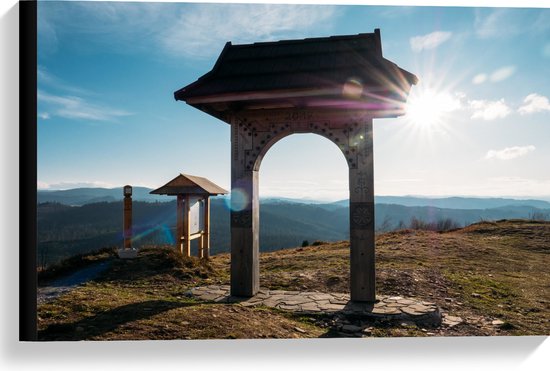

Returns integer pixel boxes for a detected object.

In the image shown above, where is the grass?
[37,219,550,340]
[38,247,116,284]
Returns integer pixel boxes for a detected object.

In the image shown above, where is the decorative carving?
[354,171,369,195]
[231,210,253,228]
[350,202,373,229]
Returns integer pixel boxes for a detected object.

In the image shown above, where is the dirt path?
[38,261,112,304]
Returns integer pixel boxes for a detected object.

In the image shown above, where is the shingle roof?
[174,30,417,119]
[150,174,228,196]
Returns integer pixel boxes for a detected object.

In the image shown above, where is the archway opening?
[256,133,351,293]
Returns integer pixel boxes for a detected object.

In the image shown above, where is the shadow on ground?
[38,299,196,341]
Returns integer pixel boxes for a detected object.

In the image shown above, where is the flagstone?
[188,285,441,325]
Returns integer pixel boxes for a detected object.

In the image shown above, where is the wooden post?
[198,199,204,259]
[230,120,260,297]
[198,233,204,259]
[123,194,132,250]
[349,118,376,302]
[176,194,184,254]
[183,194,191,257]
[204,196,210,258]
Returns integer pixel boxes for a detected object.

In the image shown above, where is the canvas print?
[35,1,550,340]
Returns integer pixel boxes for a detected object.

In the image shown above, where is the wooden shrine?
[150,174,227,258]
[174,30,417,301]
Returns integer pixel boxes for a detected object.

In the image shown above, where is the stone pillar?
[349,119,376,302]
[230,120,260,297]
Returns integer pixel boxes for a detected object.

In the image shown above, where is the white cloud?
[38,1,170,55]
[469,99,511,120]
[38,65,91,95]
[518,93,550,115]
[485,145,535,160]
[38,90,133,122]
[472,74,487,84]
[37,181,50,190]
[161,4,338,59]
[473,66,516,85]
[409,31,452,52]
[38,180,116,190]
[38,112,50,120]
[39,2,339,60]
[490,66,516,82]
[475,9,514,39]
[475,8,550,39]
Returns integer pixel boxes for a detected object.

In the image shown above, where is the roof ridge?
[229,32,378,48]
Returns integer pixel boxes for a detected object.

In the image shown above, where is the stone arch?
[229,109,376,302]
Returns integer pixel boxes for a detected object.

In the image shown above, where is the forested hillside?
[37,197,550,267]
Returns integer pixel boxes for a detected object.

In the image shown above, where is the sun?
[404,87,461,128]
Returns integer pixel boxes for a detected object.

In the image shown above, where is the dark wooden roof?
[174,30,417,120]
[150,174,228,196]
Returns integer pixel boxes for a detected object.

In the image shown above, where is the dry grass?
[38,220,550,340]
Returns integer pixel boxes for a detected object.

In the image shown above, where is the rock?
[294,326,306,334]
[492,319,505,326]
[442,315,463,327]
[471,293,482,298]
[342,324,362,333]
[362,327,374,335]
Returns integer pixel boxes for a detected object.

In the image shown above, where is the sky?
[36,0,550,201]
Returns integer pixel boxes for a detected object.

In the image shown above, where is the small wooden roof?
[150,174,228,196]
[174,29,418,120]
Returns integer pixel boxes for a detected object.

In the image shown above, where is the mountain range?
[38,187,550,209]
[36,187,550,267]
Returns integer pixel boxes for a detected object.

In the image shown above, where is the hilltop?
[37,220,550,340]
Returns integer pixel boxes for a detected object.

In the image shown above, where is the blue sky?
[37,1,550,201]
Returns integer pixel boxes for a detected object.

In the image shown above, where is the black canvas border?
[19,0,37,341]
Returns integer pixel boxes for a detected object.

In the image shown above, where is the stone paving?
[189,285,441,326]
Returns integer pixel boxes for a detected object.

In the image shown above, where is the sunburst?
[404,86,461,128]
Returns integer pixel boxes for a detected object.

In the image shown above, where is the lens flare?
[342,78,363,98]
[225,188,249,212]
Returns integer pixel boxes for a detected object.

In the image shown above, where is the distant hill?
[325,196,550,210]
[38,187,550,210]
[37,195,550,266]
[374,196,550,210]
[37,187,169,205]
